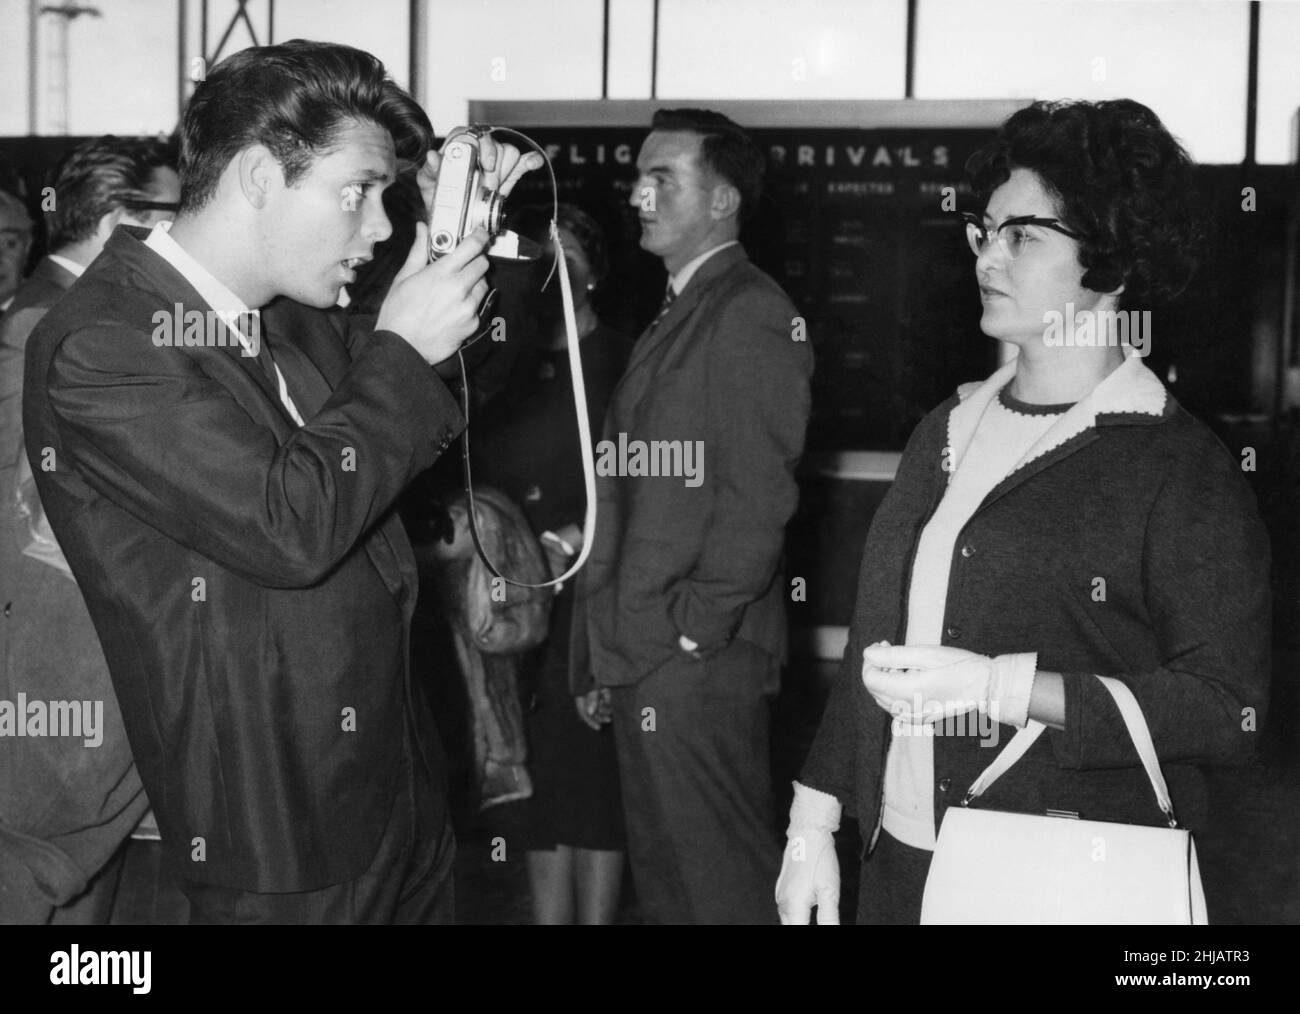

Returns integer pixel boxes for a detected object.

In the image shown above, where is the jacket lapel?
[263,326,336,413]
[623,244,749,378]
[110,228,290,419]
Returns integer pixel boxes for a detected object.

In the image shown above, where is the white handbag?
[920,675,1208,925]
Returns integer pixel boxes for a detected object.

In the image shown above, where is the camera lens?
[471,188,504,237]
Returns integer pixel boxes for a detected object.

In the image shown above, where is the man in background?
[0,135,179,924]
[572,108,813,923]
[0,189,33,321]
[1,136,179,467]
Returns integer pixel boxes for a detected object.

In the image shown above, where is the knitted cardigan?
[800,357,1272,844]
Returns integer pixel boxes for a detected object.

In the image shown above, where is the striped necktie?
[650,283,676,331]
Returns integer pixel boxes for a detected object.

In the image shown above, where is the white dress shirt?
[143,222,305,425]
[668,240,739,296]
[47,253,85,279]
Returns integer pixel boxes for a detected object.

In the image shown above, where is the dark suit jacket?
[572,244,813,691]
[23,226,463,892]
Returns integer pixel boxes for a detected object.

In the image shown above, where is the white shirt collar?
[668,240,739,296]
[47,253,85,279]
[143,220,253,320]
[141,222,304,426]
[947,351,1166,482]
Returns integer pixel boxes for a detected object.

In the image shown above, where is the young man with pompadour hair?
[22,39,540,924]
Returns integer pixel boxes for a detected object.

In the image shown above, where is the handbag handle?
[962,675,1180,828]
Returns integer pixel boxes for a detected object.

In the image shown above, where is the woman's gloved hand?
[861,642,1037,729]
[775,782,842,925]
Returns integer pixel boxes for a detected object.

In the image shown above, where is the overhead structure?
[178,0,276,114]
[32,2,101,135]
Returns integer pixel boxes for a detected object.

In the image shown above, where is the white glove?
[861,642,1038,729]
[775,781,842,925]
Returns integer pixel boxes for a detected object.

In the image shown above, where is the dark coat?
[472,322,632,536]
[572,244,813,690]
[472,323,632,685]
[1,257,76,470]
[0,253,151,920]
[23,226,464,892]
[801,357,1272,841]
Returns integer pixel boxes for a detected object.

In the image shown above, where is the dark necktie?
[245,314,280,389]
[222,310,272,387]
[649,284,676,331]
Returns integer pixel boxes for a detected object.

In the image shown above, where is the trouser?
[47,842,128,925]
[608,639,781,925]
[179,728,455,925]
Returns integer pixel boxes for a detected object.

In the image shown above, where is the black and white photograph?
[0,0,1296,989]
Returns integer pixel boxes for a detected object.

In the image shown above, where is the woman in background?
[473,204,632,924]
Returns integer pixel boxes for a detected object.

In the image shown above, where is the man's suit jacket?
[1,257,76,472]
[0,253,153,921]
[573,244,813,690]
[23,226,463,892]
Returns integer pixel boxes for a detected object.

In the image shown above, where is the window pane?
[425,0,605,134]
[657,0,906,99]
[1258,0,1300,164]
[915,0,1249,164]
[0,0,28,134]
[274,0,410,90]
[61,0,178,135]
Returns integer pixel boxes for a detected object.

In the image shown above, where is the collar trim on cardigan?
[947,352,1168,482]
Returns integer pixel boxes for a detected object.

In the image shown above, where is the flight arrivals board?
[471,99,1028,451]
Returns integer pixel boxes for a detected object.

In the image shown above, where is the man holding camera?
[22,40,539,923]
[572,108,813,924]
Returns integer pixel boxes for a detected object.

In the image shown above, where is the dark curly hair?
[966,99,1202,309]
[179,40,433,214]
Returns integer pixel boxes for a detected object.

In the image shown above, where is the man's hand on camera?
[416,133,545,217]
[376,225,490,364]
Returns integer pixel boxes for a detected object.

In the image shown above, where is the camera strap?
[457,220,597,590]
